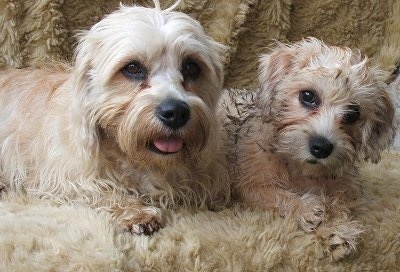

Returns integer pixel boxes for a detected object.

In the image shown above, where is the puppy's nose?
[156,99,190,129]
[309,136,334,159]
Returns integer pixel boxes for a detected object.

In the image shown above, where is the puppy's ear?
[361,82,396,163]
[257,44,294,120]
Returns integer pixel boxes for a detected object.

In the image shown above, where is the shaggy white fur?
[0,0,229,235]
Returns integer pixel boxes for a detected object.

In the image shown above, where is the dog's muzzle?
[308,136,334,159]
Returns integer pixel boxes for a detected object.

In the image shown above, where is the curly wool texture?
[0,151,399,271]
[1,0,399,86]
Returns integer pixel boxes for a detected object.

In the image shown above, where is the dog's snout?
[309,136,334,159]
[156,99,190,129]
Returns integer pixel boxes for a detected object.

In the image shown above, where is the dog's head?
[72,1,225,171]
[257,38,395,174]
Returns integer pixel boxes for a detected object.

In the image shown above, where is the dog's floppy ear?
[256,44,294,121]
[73,33,93,98]
[70,32,101,158]
[360,81,396,163]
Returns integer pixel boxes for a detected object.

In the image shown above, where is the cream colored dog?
[222,38,396,260]
[0,1,230,235]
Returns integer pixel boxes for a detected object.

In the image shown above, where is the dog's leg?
[103,198,164,235]
[317,219,364,261]
[298,193,363,260]
[315,198,364,260]
[297,193,327,233]
[277,190,363,260]
[239,182,327,233]
[271,192,327,233]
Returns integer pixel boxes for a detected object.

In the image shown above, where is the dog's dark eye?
[299,90,319,108]
[343,105,360,124]
[122,62,147,80]
[182,59,201,81]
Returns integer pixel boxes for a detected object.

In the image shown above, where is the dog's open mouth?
[148,136,184,155]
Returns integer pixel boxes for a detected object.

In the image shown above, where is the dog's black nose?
[309,136,334,159]
[156,99,190,129]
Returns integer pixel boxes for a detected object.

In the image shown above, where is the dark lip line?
[306,159,318,164]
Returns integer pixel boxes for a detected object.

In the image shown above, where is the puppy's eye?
[122,62,147,80]
[299,90,319,108]
[182,59,201,81]
[343,105,360,124]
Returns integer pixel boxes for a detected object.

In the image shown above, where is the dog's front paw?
[298,194,326,233]
[317,221,364,261]
[130,212,164,236]
[114,205,164,236]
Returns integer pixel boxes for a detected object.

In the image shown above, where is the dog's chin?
[299,159,330,176]
[147,136,184,156]
[302,156,349,177]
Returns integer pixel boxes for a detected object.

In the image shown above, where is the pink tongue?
[153,137,183,153]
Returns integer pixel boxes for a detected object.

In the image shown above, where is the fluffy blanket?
[1,0,400,271]
[1,151,399,271]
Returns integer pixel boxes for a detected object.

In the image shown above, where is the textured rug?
[0,151,399,271]
[1,0,400,87]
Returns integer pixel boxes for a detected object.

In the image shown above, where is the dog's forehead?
[97,6,207,43]
[298,49,372,85]
[302,50,360,71]
[88,6,214,63]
